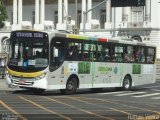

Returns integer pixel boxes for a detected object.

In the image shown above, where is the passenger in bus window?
[35,51,41,57]
[82,52,89,61]
[104,48,110,61]
[116,52,123,62]
[42,48,48,58]
[92,52,96,61]
[124,54,129,62]
[68,46,74,59]
[124,53,134,62]
[98,52,104,61]
[135,48,140,62]
[68,46,79,60]
[150,57,154,63]
[73,46,79,60]
[130,54,135,62]
[139,49,145,63]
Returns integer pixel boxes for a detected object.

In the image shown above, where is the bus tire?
[63,78,77,95]
[122,76,132,91]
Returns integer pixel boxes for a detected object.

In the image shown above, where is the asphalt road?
[0,83,160,120]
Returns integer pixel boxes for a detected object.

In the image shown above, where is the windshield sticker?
[132,64,141,74]
[18,61,23,66]
[23,61,28,67]
[78,62,91,74]
[35,58,48,68]
[28,60,36,66]
[143,65,153,74]
[9,59,18,66]
[68,63,78,74]
[98,67,112,74]
[64,66,69,76]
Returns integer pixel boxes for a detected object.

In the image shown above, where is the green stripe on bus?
[120,64,124,82]
[92,62,95,87]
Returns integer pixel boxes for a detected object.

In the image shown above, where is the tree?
[0,0,8,28]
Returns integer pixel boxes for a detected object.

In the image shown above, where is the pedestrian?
[0,59,1,66]
[0,57,7,79]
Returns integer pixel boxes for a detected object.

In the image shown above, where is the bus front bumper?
[6,75,47,90]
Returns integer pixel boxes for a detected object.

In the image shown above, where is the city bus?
[6,30,157,94]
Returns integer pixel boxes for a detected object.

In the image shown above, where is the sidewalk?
[0,78,21,93]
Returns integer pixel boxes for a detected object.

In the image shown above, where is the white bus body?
[6,30,156,94]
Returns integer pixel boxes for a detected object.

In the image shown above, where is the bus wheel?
[122,76,132,91]
[63,78,77,95]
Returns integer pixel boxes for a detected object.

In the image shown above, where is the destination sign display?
[11,31,48,39]
[16,32,44,38]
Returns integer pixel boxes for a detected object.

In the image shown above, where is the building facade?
[0,0,160,59]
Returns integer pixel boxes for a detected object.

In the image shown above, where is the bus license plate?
[19,80,25,85]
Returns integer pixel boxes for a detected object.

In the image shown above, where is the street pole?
[83,0,108,34]
[113,7,116,37]
[75,0,77,30]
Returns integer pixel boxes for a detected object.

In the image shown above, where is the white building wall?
[4,1,160,28]
[151,0,160,28]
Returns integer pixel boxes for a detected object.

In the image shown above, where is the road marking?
[75,97,160,115]
[0,100,27,120]
[18,96,71,120]
[70,97,133,115]
[65,96,133,116]
[151,97,160,100]
[151,89,160,92]
[133,93,160,98]
[115,92,146,96]
[97,91,128,95]
[43,96,114,120]
[142,85,160,89]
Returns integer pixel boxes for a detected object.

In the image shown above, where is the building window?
[100,9,106,29]
[131,7,144,27]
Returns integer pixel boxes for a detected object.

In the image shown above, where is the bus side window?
[124,46,134,62]
[67,42,80,61]
[97,44,104,62]
[135,47,145,63]
[135,47,140,62]
[146,47,155,64]
[114,45,124,62]
[68,46,74,60]
[104,47,111,61]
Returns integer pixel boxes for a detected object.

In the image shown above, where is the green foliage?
[0,0,8,28]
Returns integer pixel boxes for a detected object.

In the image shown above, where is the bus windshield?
[8,32,49,72]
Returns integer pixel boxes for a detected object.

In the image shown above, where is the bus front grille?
[11,79,34,85]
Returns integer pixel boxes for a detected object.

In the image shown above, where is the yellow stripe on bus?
[7,68,43,78]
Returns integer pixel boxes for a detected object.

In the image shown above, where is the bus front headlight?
[6,71,12,78]
[35,72,47,80]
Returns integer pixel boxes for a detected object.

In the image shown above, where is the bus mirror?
[54,48,58,57]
